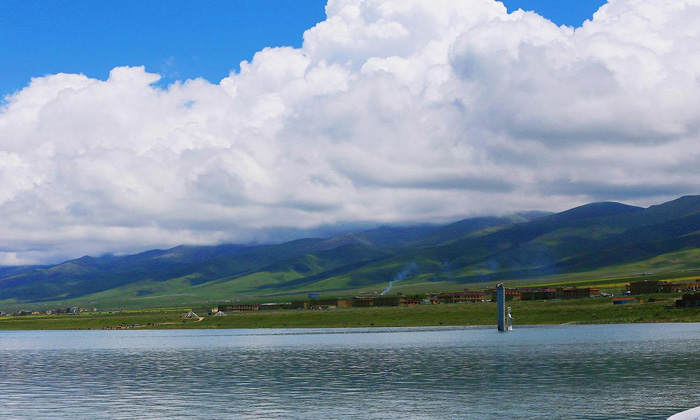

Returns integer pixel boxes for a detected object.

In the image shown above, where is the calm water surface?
[1,323,699,419]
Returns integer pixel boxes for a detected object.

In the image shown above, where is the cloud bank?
[2,0,700,264]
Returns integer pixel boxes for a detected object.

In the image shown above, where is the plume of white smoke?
[381,262,419,295]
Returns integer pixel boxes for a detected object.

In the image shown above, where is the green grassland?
[2,247,699,313]
[2,295,700,330]
[0,240,700,313]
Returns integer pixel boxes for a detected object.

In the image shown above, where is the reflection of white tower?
[507,306,514,331]
[497,284,507,332]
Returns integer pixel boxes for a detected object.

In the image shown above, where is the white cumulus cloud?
[1,0,700,264]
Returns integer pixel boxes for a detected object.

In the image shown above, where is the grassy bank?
[3,264,698,313]
[1,296,699,330]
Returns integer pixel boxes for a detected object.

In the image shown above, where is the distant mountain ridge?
[2,196,700,306]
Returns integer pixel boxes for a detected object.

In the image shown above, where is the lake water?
[1,323,699,419]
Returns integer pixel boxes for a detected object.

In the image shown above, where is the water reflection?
[1,324,698,419]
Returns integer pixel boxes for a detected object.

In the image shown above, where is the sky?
[1,0,698,265]
[0,0,604,98]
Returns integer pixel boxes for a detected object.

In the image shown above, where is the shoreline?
[2,298,700,330]
[4,321,700,333]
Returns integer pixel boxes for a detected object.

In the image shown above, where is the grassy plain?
[2,267,697,314]
[2,245,698,313]
[2,296,699,330]
[2,251,699,330]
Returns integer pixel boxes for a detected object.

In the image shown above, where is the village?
[211,279,700,313]
[3,279,700,319]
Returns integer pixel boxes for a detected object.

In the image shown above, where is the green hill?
[2,195,700,308]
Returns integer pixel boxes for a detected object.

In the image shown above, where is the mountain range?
[2,195,700,307]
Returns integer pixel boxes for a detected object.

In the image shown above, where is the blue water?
[1,324,699,419]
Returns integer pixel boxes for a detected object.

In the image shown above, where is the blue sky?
[1,0,606,98]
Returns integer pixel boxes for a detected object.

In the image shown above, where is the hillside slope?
[1,196,700,305]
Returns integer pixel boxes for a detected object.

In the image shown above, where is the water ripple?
[1,324,698,419]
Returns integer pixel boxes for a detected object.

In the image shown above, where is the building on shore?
[374,296,401,306]
[676,293,700,308]
[211,283,609,314]
[351,296,402,307]
[218,303,260,312]
[436,291,487,304]
[660,282,700,293]
[351,296,374,307]
[307,299,352,309]
[488,288,522,302]
[520,288,558,301]
[518,287,599,301]
[627,280,662,295]
[400,297,425,305]
[291,300,309,310]
[260,303,291,311]
[627,280,700,295]
[557,287,600,299]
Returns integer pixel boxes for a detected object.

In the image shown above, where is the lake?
[1,323,698,419]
